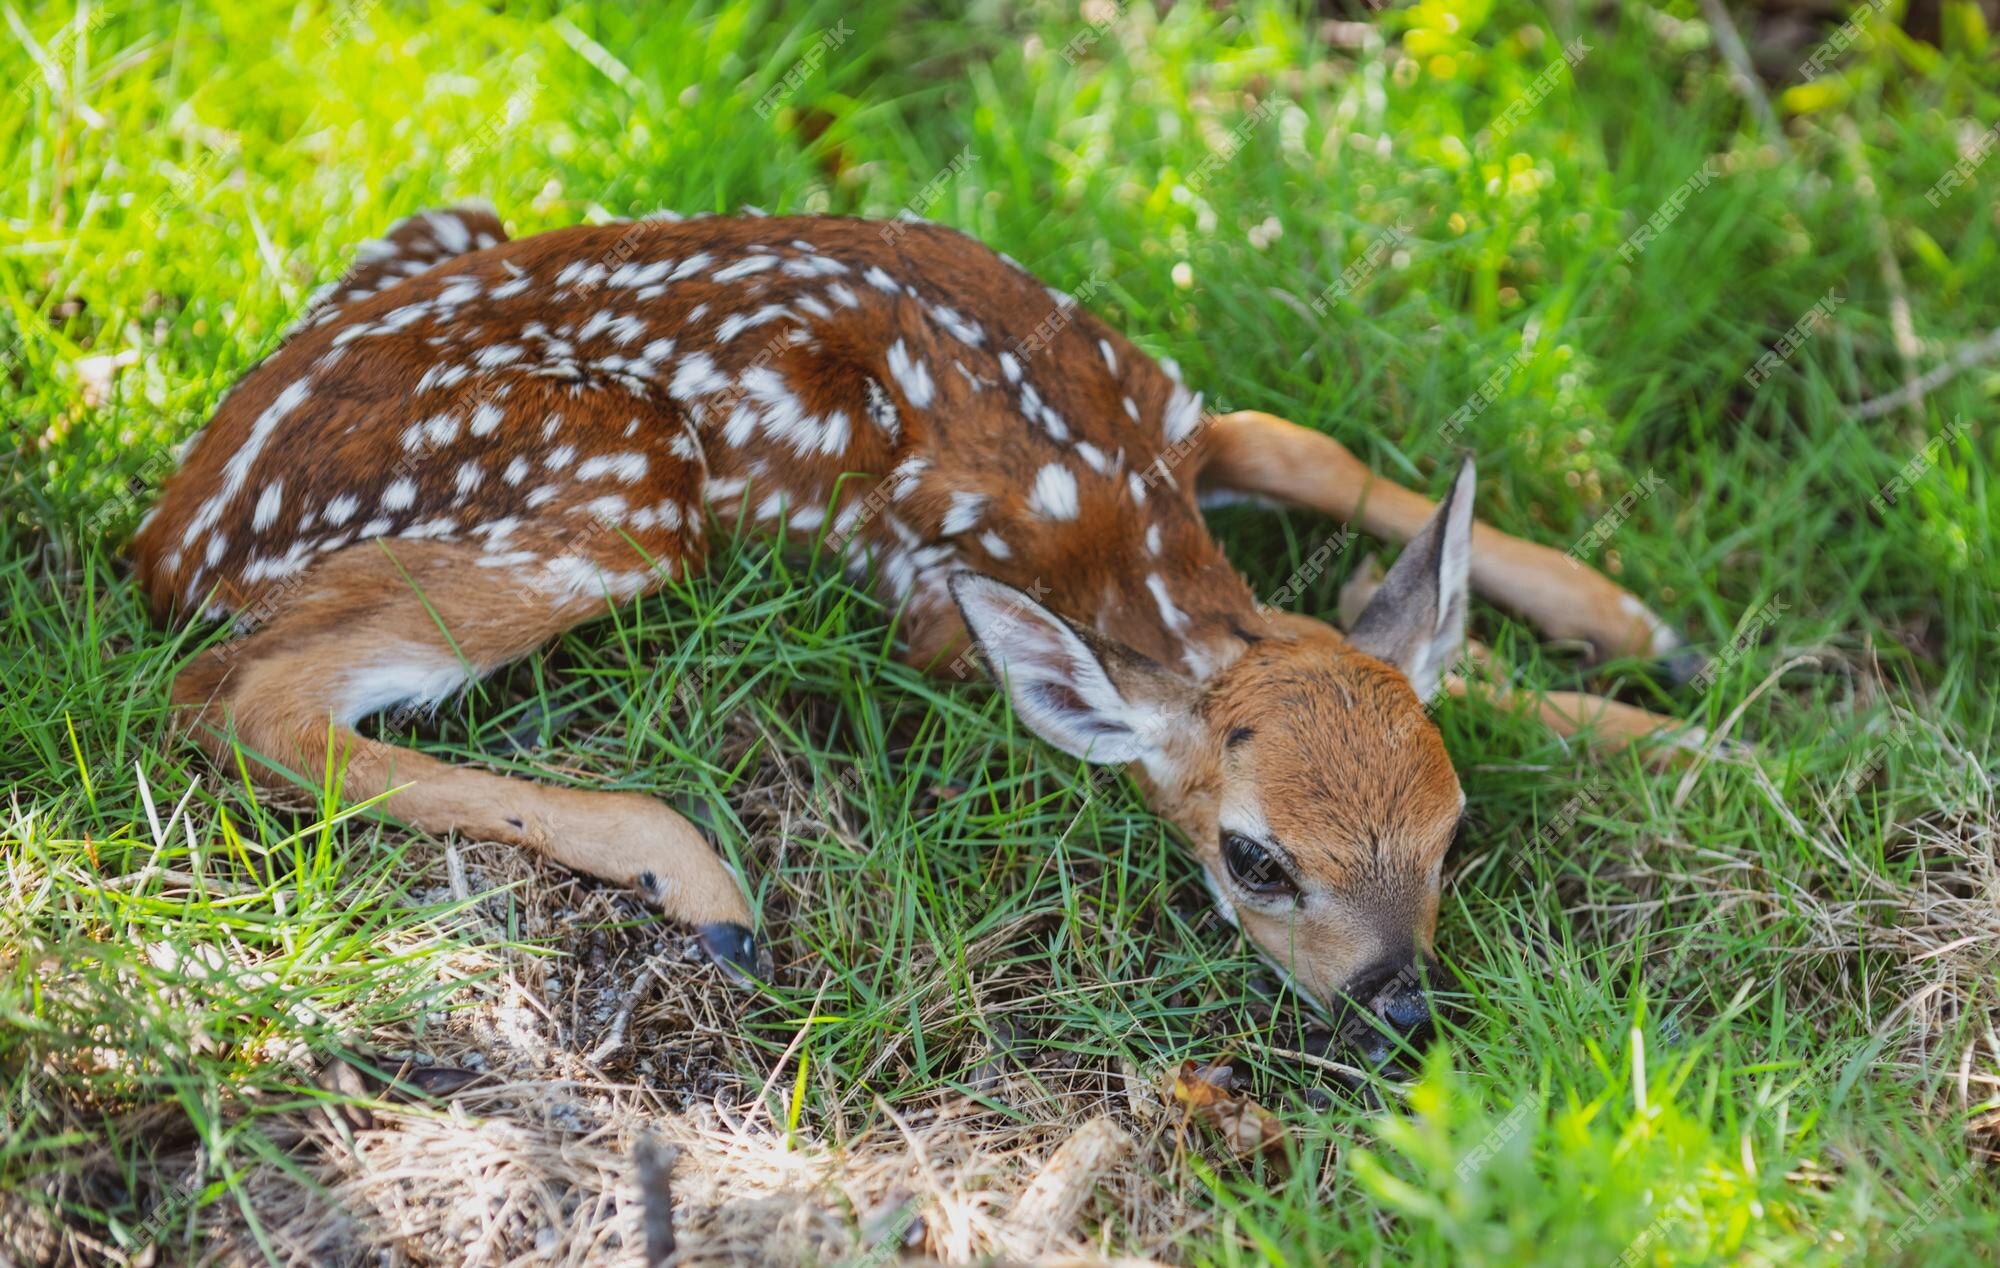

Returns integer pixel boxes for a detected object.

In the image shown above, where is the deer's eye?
[1222,832,1296,898]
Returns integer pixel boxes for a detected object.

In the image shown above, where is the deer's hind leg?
[1198,410,1694,670]
[171,536,766,982]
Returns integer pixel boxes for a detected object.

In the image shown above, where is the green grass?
[3,0,1997,1263]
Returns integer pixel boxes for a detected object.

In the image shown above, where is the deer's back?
[133,212,1252,670]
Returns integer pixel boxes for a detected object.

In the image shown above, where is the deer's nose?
[1375,973,1432,1037]
[1341,955,1439,1067]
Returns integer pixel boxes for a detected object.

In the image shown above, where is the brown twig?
[1698,0,1792,159]
[1837,116,1925,428]
[635,1132,678,1267]
[1851,324,2000,421]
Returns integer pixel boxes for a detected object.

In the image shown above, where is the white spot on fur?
[713,254,779,282]
[928,303,984,346]
[670,352,725,402]
[1163,383,1204,445]
[886,340,935,408]
[941,491,988,535]
[1146,573,1192,633]
[576,451,649,483]
[1028,464,1079,521]
[252,481,284,532]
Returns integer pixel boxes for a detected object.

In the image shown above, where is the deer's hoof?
[696,922,770,987]
[1652,644,1710,688]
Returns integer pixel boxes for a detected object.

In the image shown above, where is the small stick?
[1851,324,2000,421]
[585,955,668,1066]
[1837,117,1923,427]
[1002,1116,1132,1256]
[1263,1045,1409,1091]
[1698,0,1792,159]
[635,1132,678,1267]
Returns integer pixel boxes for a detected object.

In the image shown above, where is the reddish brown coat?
[134,209,1254,676]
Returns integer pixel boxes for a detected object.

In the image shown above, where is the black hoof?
[1652,643,1710,688]
[696,922,770,987]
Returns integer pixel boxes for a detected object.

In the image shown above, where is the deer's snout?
[1339,954,1442,1069]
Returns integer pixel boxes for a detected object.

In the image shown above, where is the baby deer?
[134,204,1694,1061]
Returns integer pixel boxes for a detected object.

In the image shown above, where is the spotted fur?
[137,212,1250,676]
[132,206,1692,1014]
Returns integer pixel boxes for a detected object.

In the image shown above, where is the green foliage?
[2,0,1996,1261]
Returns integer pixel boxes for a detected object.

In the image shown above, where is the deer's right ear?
[1347,458,1476,701]
[949,572,1185,766]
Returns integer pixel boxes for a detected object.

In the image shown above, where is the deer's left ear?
[949,572,1193,767]
[1347,458,1475,701]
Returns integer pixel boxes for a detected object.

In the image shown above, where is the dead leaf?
[1164,1059,1289,1167]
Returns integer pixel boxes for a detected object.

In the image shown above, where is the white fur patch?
[335,649,469,727]
[1027,464,1079,521]
[886,339,935,409]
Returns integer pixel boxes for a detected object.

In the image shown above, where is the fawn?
[133,204,1695,1061]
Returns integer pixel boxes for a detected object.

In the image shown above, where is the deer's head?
[950,461,1476,1064]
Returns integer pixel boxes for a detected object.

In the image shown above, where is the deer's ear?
[1347,458,1475,701]
[949,572,1188,766]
